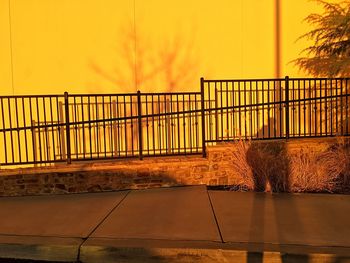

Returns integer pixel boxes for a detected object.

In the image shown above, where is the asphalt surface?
[0,185,349,262]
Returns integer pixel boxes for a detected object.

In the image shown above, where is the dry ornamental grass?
[229,138,350,193]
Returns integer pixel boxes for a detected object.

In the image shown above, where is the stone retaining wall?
[0,137,345,196]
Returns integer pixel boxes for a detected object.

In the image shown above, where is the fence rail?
[1,76,350,167]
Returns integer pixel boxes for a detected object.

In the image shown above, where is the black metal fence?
[0,91,205,166]
[1,77,349,167]
[202,77,350,146]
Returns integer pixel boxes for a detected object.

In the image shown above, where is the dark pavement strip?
[208,191,350,248]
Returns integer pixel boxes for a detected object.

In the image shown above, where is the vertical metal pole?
[137,90,143,160]
[112,100,118,156]
[31,120,37,167]
[200,77,206,157]
[166,97,171,154]
[214,86,219,140]
[59,101,66,160]
[64,92,71,164]
[285,76,290,139]
[275,0,281,78]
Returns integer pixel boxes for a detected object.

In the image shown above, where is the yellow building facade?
[1,0,321,96]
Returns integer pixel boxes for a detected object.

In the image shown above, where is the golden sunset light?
[1,2,350,262]
[1,0,323,96]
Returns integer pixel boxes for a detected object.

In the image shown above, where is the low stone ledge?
[0,137,347,197]
[0,155,216,196]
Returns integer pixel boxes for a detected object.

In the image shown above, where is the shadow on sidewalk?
[245,140,309,263]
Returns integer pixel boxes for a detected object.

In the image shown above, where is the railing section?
[0,95,66,166]
[202,77,350,146]
[1,77,350,167]
[0,92,204,166]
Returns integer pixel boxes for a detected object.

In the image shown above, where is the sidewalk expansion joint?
[206,189,224,243]
[76,190,131,261]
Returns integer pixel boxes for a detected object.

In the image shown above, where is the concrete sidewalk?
[0,185,349,262]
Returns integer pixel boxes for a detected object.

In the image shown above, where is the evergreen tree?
[294,0,350,77]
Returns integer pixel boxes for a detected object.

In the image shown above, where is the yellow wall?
[282,0,323,77]
[0,0,323,95]
[0,0,12,95]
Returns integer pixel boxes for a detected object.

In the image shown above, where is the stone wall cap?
[0,156,206,177]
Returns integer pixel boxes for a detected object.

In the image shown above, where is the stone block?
[88,176,110,185]
[52,188,68,194]
[87,185,102,192]
[209,163,219,171]
[191,164,209,173]
[209,179,218,185]
[194,173,204,180]
[25,186,41,195]
[54,184,66,190]
[208,152,222,162]
[57,172,74,178]
[23,178,39,184]
[101,185,114,191]
[135,184,150,189]
[134,178,150,184]
[150,179,163,183]
[218,176,228,185]
[4,184,25,191]
[6,174,23,180]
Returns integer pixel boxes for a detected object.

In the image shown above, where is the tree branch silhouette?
[90,23,200,154]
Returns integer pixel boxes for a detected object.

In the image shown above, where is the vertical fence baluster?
[285,76,290,139]
[341,79,344,135]
[194,93,199,151]
[49,97,55,161]
[200,77,206,157]
[145,95,149,155]
[151,95,155,155]
[22,97,29,163]
[137,90,143,160]
[64,92,71,164]
[1,98,7,164]
[267,81,270,138]
[8,98,15,163]
[346,79,349,135]
[183,94,186,153]
[14,98,21,163]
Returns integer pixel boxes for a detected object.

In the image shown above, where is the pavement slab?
[208,191,350,248]
[89,185,221,242]
[0,191,129,261]
[0,191,129,237]
[1,187,350,262]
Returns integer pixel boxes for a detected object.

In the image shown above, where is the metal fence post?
[165,97,171,154]
[200,77,206,157]
[64,92,71,164]
[137,90,143,160]
[285,76,290,139]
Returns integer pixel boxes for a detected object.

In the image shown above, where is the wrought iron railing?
[201,77,350,146]
[1,77,349,167]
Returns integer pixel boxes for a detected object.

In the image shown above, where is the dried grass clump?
[289,148,334,192]
[289,138,350,193]
[230,140,289,192]
[229,140,254,190]
[230,138,350,193]
[246,141,289,192]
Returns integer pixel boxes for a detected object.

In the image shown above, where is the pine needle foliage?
[294,0,350,77]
